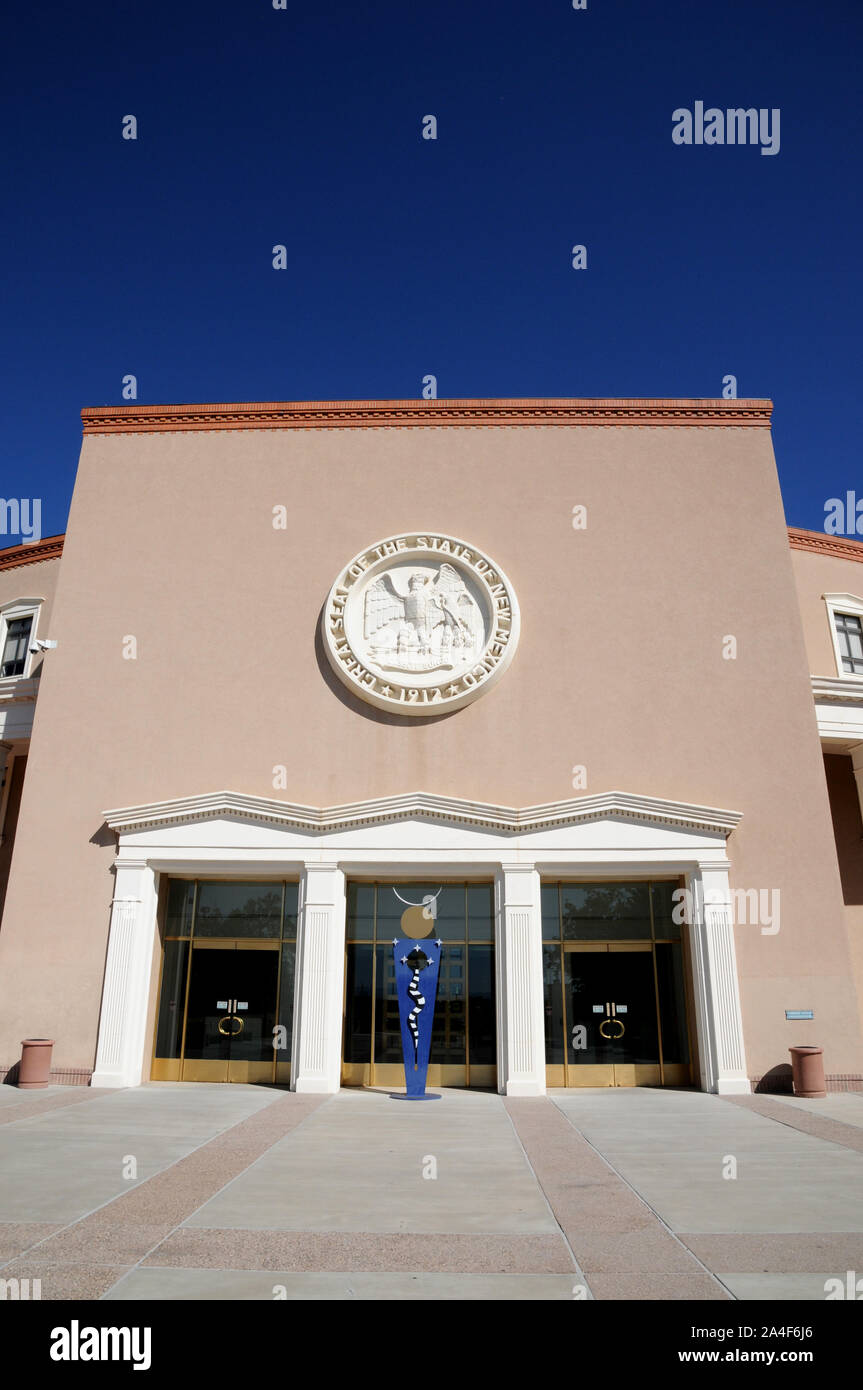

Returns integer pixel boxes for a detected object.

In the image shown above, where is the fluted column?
[689,863,751,1094]
[292,862,346,1093]
[92,858,158,1088]
[496,863,546,1095]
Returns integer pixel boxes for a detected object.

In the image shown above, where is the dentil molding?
[103,788,742,837]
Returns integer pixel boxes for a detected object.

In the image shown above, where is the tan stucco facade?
[790,539,863,679]
[0,401,861,1092]
[790,532,863,1045]
[0,539,63,938]
[0,551,60,638]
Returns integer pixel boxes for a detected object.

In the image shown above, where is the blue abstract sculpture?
[390,889,443,1100]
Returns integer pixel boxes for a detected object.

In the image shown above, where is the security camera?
[29,639,57,653]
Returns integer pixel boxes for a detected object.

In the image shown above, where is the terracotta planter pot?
[18,1038,55,1089]
[789,1045,826,1098]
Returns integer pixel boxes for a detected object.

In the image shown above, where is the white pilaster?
[292,862,346,1094]
[92,859,158,1088]
[496,863,546,1096]
[689,864,751,1094]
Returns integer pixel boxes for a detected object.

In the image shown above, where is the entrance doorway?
[342,881,497,1088]
[543,880,695,1087]
[180,942,279,1082]
[150,879,298,1083]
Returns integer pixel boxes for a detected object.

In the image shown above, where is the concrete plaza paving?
[0,1082,861,1300]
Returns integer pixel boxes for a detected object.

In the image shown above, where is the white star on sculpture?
[435,938,442,947]
[392,937,399,946]
[400,955,408,964]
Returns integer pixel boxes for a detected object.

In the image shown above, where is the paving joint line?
[547,1094,737,1300]
[0,1086,117,1128]
[501,1098,596,1300]
[0,1087,293,1273]
[720,1095,863,1154]
[98,1094,333,1298]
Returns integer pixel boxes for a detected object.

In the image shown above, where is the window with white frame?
[835,612,863,674]
[824,593,863,679]
[1,615,33,677]
[0,598,43,681]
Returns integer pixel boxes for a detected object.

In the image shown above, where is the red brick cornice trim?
[81,397,774,435]
[0,534,64,572]
[788,527,863,562]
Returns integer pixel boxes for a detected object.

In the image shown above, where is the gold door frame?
[543,875,696,1090]
[341,945,474,1089]
[546,939,694,1089]
[340,881,497,1090]
[152,938,283,1084]
[559,942,660,1088]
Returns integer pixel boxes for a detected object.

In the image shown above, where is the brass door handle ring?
[218,1015,244,1037]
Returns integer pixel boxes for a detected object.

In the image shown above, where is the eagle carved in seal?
[362,563,482,671]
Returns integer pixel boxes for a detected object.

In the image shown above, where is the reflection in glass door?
[564,944,660,1085]
[151,879,298,1083]
[342,881,496,1088]
[181,942,279,1083]
[542,879,694,1087]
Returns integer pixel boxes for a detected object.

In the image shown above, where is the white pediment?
[104,790,740,861]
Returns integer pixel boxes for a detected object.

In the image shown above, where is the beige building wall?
[0,549,61,638]
[0,541,63,939]
[789,536,863,678]
[822,753,863,1039]
[790,533,863,1052]
[0,543,63,688]
[0,403,860,1085]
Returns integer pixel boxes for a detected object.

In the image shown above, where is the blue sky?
[2,0,860,540]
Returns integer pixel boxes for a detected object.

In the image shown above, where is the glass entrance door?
[564,944,661,1085]
[151,879,298,1084]
[181,942,279,1083]
[342,881,497,1088]
[542,879,694,1087]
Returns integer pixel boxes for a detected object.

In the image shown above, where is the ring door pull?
[218,1015,244,1037]
[218,996,244,1038]
[599,1001,625,1040]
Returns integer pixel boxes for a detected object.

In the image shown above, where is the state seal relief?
[322,533,520,714]
[364,563,483,674]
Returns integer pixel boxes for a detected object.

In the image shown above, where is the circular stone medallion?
[322,532,520,715]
